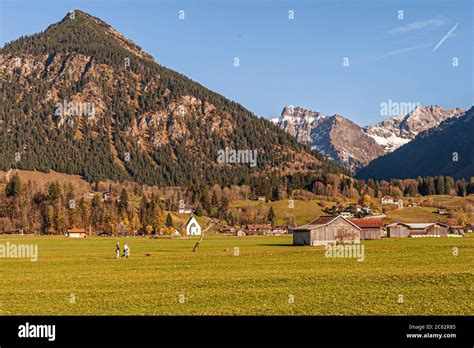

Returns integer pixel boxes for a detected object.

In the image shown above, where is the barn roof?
[350,218,383,229]
[246,224,272,229]
[401,223,434,229]
[386,222,448,229]
[310,216,339,226]
[67,228,88,233]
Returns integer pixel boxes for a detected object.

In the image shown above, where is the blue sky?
[1,0,472,125]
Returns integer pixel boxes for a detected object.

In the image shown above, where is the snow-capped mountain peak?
[365,105,465,153]
[272,104,465,170]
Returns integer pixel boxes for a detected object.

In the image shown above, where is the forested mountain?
[357,107,474,180]
[0,10,347,189]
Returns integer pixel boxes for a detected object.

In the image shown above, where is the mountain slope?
[365,105,465,153]
[0,10,347,187]
[356,107,474,180]
[272,107,386,169]
[273,105,464,170]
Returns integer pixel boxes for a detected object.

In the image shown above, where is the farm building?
[185,216,201,236]
[236,230,246,237]
[291,215,361,246]
[223,227,236,235]
[244,224,272,236]
[350,218,383,240]
[449,225,465,235]
[382,196,403,208]
[269,225,288,235]
[66,228,88,238]
[386,222,449,237]
[381,196,394,205]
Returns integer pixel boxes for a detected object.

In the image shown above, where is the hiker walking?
[115,242,120,259]
[123,243,130,259]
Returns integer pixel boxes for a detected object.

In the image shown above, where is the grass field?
[1,235,473,315]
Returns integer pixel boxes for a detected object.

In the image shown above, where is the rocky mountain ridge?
[272,105,465,169]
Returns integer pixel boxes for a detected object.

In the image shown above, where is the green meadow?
[0,235,473,315]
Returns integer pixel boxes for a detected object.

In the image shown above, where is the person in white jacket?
[123,243,130,258]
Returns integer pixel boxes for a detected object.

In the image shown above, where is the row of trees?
[1,171,473,234]
[0,174,279,234]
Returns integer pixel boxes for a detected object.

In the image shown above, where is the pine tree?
[166,213,173,227]
[5,173,22,197]
[268,207,276,227]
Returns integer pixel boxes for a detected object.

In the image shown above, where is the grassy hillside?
[0,170,90,195]
[230,199,338,226]
[0,235,472,315]
[383,207,445,224]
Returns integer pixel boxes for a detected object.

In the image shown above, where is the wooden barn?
[386,223,410,237]
[66,228,88,238]
[291,215,361,246]
[350,218,383,240]
[386,222,449,237]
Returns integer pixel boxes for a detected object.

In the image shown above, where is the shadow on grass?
[256,243,295,247]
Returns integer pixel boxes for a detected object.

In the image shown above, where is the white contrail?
[432,23,458,51]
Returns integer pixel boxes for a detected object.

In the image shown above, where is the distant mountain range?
[357,106,474,180]
[272,105,465,170]
[0,10,347,187]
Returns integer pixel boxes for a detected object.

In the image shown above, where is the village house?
[269,225,288,235]
[449,225,465,235]
[223,227,236,235]
[386,222,449,237]
[102,192,115,202]
[66,228,88,238]
[236,230,246,237]
[178,205,193,214]
[350,218,383,240]
[244,224,272,236]
[382,196,403,208]
[0,229,24,235]
[381,196,394,205]
[291,215,361,246]
[185,215,201,236]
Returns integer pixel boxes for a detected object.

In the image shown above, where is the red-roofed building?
[350,218,383,240]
